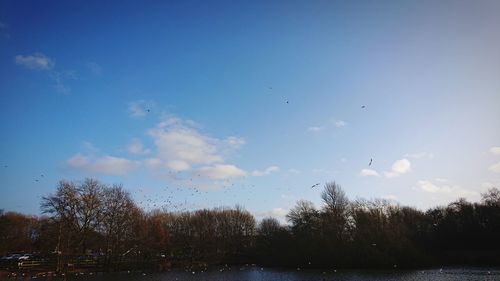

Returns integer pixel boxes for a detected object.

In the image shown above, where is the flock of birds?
[2,87,375,215]
[131,95,373,210]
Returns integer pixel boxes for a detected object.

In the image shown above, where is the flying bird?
[369,158,373,166]
[311,183,320,188]
[361,105,366,109]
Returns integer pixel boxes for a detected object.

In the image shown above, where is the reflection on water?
[27,267,498,281]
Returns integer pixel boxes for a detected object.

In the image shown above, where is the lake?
[52,267,500,281]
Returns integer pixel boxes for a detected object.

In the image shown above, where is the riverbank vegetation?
[1,179,499,272]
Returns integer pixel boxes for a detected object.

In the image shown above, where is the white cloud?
[392,159,411,173]
[268,208,288,218]
[307,126,324,132]
[67,153,89,168]
[93,156,139,175]
[128,100,154,118]
[68,114,247,183]
[490,147,500,155]
[14,53,54,70]
[67,154,139,175]
[384,158,411,178]
[489,161,500,173]
[360,169,379,177]
[256,207,289,223]
[416,180,452,193]
[405,152,434,159]
[144,158,162,169]
[147,116,247,176]
[127,138,151,155]
[148,120,223,171]
[414,180,479,201]
[167,160,191,171]
[334,120,347,128]
[198,164,247,180]
[251,166,280,177]
[86,62,102,75]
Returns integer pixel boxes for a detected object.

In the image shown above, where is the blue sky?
[1,0,500,221]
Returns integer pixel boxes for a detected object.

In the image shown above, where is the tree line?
[1,178,499,270]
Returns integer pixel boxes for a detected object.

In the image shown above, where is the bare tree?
[41,179,104,254]
[101,184,140,261]
[320,182,350,242]
[321,182,349,215]
[287,200,319,233]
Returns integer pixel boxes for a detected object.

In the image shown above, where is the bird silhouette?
[369,158,373,166]
[311,183,320,188]
[361,105,366,109]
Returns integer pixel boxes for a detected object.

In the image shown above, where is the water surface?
[63,267,500,281]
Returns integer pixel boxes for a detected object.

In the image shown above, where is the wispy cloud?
[67,154,140,175]
[14,53,54,70]
[14,53,76,94]
[86,62,102,75]
[128,100,155,118]
[225,136,245,149]
[127,138,151,155]
[360,168,379,177]
[307,118,346,134]
[50,70,77,94]
[0,21,10,38]
[307,126,324,132]
[251,166,279,177]
[384,158,411,178]
[333,120,347,128]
